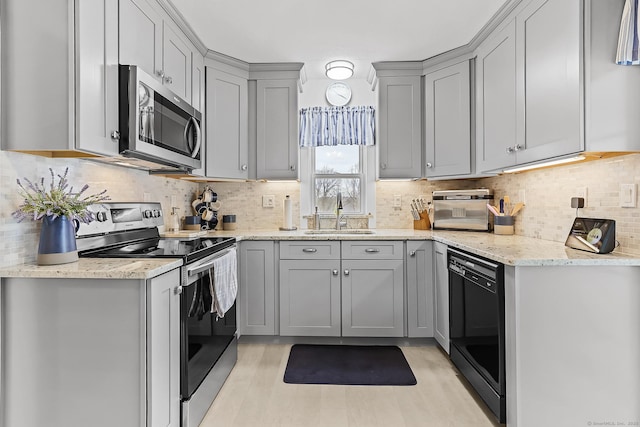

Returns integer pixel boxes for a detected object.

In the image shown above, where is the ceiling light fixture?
[502,155,586,173]
[325,60,354,80]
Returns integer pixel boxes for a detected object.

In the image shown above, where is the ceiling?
[169,0,508,79]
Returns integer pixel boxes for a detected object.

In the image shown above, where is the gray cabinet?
[279,242,341,336]
[514,0,582,165]
[120,0,193,102]
[433,241,449,353]
[3,0,120,156]
[147,269,182,427]
[206,68,249,179]
[255,79,299,180]
[238,241,276,335]
[476,19,517,172]
[424,60,471,178]
[341,241,404,337]
[377,76,422,179]
[406,241,434,338]
[2,268,181,427]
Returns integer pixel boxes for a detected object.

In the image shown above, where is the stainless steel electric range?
[76,202,237,427]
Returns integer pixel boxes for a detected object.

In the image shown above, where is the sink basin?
[304,229,375,235]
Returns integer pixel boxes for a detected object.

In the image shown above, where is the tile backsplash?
[3,150,640,268]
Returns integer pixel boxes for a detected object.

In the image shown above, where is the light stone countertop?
[205,228,640,266]
[0,258,183,280]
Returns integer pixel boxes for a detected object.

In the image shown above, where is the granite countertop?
[206,228,640,267]
[0,258,183,279]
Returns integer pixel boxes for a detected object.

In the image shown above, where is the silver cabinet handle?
[426,162,433,168]
[290,165,296,171]
[156,70,165,79]
[410,250,416,257]
[241,164,248,171]
[332,270,339,276]
[506,146,515,154]
[110,130,120,141]
[302,248,317,253]
[365,248,380,253]
[344,269,350,276]
[381,163,387,169]
[175,286,183,295]
[514,144,523,151]
[164,76,173,84]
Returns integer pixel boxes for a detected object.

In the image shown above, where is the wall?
[0,151,200,268]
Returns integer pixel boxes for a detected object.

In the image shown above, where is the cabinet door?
[147,268,181,427]
[206,68,249,179]
[279,260,341,336]
[515,0,582,164]
[162,21,192,102]
[238,241,276,335]
[341,259,404,337]
[406,241,434,338]
[256,79,298,179]
[75,0,120,156]
[377,76,422,179]
[424,61,471,177]
[433,241,449,353]
[119,0,163,81]
[476,20,517,172]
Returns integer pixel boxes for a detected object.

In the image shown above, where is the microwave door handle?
[184,117,201,159]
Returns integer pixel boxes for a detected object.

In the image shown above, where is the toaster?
[432,189,494,231]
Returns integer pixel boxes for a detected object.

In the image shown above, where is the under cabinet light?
[502,155,586,173]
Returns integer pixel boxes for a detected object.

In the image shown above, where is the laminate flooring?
[200,340,504,427]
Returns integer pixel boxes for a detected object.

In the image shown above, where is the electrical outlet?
[576,187,588,207]
[518,189,526,205]
[620,183,637,208]
[393,194,402,208]
[262,195,275,208]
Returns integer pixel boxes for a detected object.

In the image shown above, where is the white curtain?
[616,0,639,65]
[299,106,375,147]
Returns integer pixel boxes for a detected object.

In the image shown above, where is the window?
[313,145,363,214]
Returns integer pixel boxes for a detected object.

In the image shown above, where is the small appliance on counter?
[565,218,616,254]
[432,189,494,231]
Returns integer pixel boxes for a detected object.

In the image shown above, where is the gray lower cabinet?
[424,60,472,178]
[433,241,449,353]
[279,241,341,336]
[341,241,404,337]
[238,241,277,335]
[1,269,181,427]
[406,241,434,338]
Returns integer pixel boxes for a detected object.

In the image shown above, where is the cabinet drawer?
[280,241,340,260]
[341,241,403,260]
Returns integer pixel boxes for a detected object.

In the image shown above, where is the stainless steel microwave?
[118,65,202,171]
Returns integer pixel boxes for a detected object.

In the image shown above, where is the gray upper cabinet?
[2,0,120,156]
[406,241,434,338]
[377,76,422,179]
[424,60,471,178]
[206,68,249,179]
[120,0,193,102]
[238,241,276,336]
[255,79,299,180]
[514,0,582,165]
[476,20,517,172]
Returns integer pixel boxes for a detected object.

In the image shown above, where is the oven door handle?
[186,248,234,277]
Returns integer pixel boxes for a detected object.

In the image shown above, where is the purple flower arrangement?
[12,167,110,223]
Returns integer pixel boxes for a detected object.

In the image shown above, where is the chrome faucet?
[335,192,345,230]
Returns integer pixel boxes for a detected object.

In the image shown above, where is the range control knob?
[96,211,108,222]
[143,210,153,218]
[152,209,161,218]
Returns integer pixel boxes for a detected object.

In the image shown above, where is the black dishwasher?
[448,248,506,423]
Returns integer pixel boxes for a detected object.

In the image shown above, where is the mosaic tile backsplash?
[3,151,640,268]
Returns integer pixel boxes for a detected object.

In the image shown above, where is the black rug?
[283,344,417,386]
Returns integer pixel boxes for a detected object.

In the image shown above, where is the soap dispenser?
[170,207,180,232]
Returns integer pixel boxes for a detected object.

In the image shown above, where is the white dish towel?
[208,247,237,319]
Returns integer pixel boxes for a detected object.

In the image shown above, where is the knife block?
[413,212,431,230]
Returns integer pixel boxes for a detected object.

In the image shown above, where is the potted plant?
[12,168,110,265]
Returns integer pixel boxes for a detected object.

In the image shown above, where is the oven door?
[180,254,236,401]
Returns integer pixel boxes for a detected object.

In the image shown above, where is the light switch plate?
[620,183,637,208]
[262,195,275,208]
[393,194,402,208]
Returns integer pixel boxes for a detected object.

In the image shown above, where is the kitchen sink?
[304,229,375,235]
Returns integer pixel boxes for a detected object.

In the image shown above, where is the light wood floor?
[200,340,504,427]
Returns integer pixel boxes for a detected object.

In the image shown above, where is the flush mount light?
[325,60,354,80]
[502,155,586,173]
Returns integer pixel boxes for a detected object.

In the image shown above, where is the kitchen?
[1,0,640,426]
